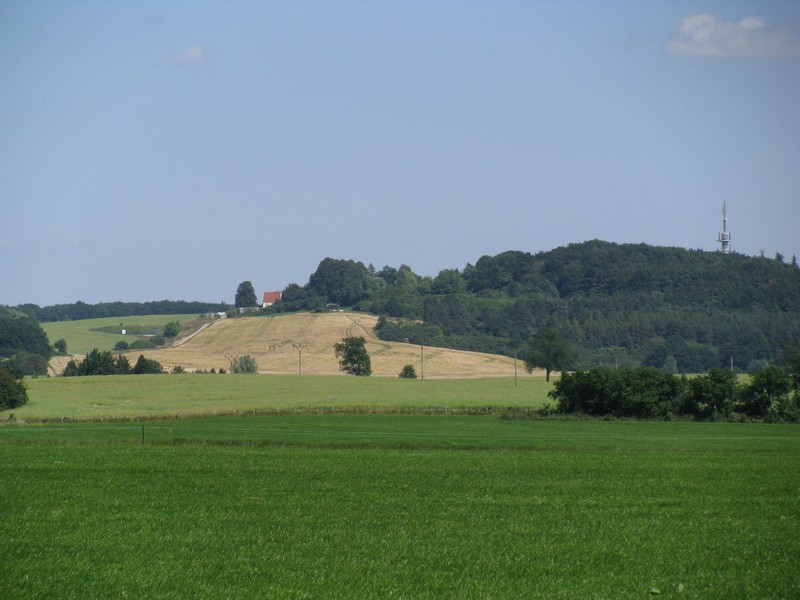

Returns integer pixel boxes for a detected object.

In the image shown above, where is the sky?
[2,1,799,307]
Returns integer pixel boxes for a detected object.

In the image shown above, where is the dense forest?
[268,240,800,373]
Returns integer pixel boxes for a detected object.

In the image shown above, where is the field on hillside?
[2,420,798,598]
[41,313,204,355]
[9,375,550,421]
[131,312,527,378]
[44,312,535,379]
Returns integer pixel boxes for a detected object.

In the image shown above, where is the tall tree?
[334,336,372,376]
[0,366,28,410]
[524,328,576,381]
[235,281,258,308]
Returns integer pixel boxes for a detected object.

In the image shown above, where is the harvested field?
[125,312,535,379]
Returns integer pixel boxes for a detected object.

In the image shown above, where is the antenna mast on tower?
[717,201,732,254]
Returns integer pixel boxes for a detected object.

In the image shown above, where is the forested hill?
[270,240,800,372]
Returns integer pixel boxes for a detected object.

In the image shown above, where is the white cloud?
[669,13,800,58]
[159,45,213,66]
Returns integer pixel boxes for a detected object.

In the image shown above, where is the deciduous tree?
[235,281,258,308]
[0,366,27,410]
[334,336,372,376]
[524,328,576,381]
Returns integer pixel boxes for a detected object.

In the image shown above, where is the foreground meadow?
[13,375,551,421]
[2,418,798,598]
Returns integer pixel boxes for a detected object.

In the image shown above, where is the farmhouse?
[262,291,282,308]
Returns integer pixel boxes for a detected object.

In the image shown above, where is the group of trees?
[0,306,52,377]
[258,242,800,373]
[549,359,799,421]
[62,349,163,376]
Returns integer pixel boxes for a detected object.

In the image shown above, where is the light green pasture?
[10,375,552,421]
[41,314,201,354]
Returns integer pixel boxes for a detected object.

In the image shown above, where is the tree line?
[16,300,231,323]
[546,360,799,422]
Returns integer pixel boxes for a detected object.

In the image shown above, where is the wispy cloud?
[669,13,800,59]
[159,45,213,67]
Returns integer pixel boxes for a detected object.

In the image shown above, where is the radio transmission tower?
[717,201,732,254]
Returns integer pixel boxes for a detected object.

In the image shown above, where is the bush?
[132,355,163,375]
[163,321,181,339]
[53,338,68,354]
[739,365,793,420]
[682,368,737,418]
[399,364,417,378]
[549,366,685,419]
[114,340,130,351]
[129,339,155,350]
[230,355,258,374]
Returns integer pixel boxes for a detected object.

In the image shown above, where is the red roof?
[263,291,282,304]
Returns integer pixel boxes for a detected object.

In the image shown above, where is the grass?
[1,419,798,598]
[41,314,203,355]
[11,375,552,421]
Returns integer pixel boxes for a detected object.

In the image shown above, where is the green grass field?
[2,419,798,598]
[41,314,202,354]
[11,375,552,421]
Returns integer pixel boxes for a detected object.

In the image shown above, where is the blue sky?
[2,1,799,306]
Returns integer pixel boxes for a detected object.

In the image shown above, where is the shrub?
[740,365,792,419]
[230,355,258,374]
[132,355,163,375]
[130,339,155,350]
[682,368,737,418]
[114,340,130,351]
[399,364,417,378]
[62,348,120,376]
[163,321,180,339]
[550,366,685,419]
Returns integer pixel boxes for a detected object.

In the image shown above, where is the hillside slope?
[128,312,529,379]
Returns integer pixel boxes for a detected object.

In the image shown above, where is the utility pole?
[420,345,424,381]
[293,344,307,375]
[514,350,518,387]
